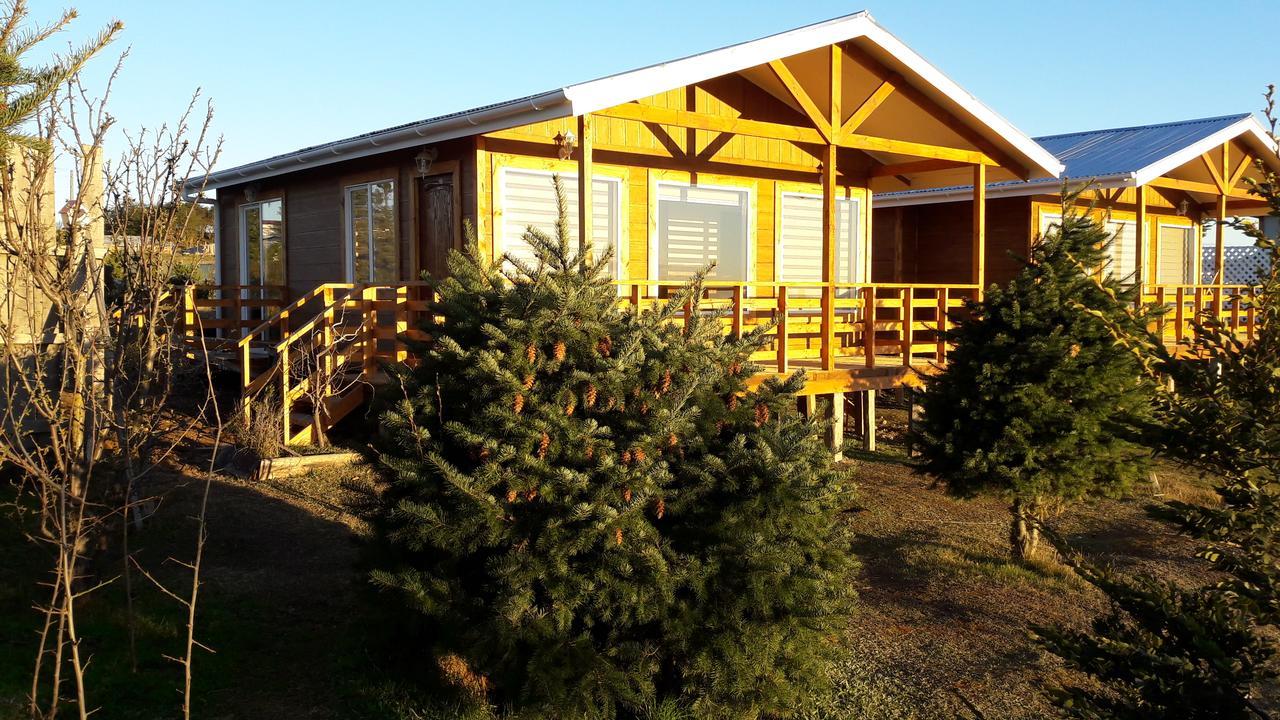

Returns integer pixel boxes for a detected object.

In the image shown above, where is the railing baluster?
[776,286,788,374]
[901,288,913,368]
[1176,287,1186,344]
[862,286,877,369]
[731,285,743,339]
[935,288,947,363]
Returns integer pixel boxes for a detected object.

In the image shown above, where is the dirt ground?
[1,401,1225,719]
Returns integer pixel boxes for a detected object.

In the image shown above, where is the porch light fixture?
[554,130,577,161]
[1177,199,1190,216]
[415,147,439,177]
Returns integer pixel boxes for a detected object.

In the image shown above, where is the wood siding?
[871,197,1025,285]
[216,139,473,297]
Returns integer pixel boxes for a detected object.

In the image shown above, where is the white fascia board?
[564,12,1063,182]
[1133,115,1280,187]
[185,90,572,196]
[856,22,1063,181]
[563,12,874,114]
[873,174,1133,208]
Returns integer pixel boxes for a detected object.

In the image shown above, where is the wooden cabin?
[874,114,1280,345]
[180,11,1067,449]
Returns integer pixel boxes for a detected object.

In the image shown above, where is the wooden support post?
[395,285,409,362]
[862,389,876,452]
[821,143,838,371]
[972,163,986,290]
[629,283,641,308]
[1135,185,1147,289]
[829,392,845,459]
[776,285,789,373]
[363,286,377,378]
[1218,190,1228,285]
[280,342,291,447]
[577,114,593,260]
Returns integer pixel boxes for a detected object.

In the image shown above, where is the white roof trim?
[874,174,1134,208]
[1132,115,1280,186]
[188,11,1062,195]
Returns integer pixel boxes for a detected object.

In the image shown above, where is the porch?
[176,275,1261,448]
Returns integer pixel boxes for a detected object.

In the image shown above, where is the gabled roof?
[1039,114,1250,180]
[185,11,1061,194]
[877,113,1280,206]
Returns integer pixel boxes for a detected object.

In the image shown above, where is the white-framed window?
[653,182,750,282]
[777,192,862,296]
[345,179,397,283]
[239,199,284,286]
[497,168,623,277]
[1157,223,1196,285]
[1102,219,1138,284]
[1040,212,1140,283]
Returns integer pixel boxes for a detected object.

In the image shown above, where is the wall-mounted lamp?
[415,147,439,177]
[244,184,259,203]
[1177,199,1190,216]
[554,130,577,161]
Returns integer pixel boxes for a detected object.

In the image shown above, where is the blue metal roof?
[1037,113,1250,180]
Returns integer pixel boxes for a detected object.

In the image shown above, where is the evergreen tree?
[371,177,855,718]
[913,201,1155,561]
[1038,91,1280,717]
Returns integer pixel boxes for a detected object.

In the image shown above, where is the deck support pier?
[827,392,844,459]
[863,389,877,451]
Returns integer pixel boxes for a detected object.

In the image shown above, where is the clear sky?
[56,0,1280,244]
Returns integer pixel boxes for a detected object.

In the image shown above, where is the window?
[240,199,284,286]
[778,192,862,296]
[346,180,397,282]
[1157,224,1196,285]
[1042,212,1140,283]
[655,183,749,282]
[1103,219,1138,284]
[498,169,621,276]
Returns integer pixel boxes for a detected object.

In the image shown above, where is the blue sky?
[56,0,1278,246]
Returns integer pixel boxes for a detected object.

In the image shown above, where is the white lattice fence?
[1202,246,1269,284]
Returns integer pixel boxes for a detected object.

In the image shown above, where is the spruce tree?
[913,201,1154,561]
[1038,93,1280,717]
[371,177,855,718]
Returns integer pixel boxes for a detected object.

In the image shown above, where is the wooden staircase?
[184,282,434,447]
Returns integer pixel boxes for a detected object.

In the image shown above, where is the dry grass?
[820,406,1220,719]
[2,401,1226,719]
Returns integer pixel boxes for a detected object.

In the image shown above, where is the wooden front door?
[417,173,456,280]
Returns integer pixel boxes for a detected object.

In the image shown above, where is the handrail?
[237,283,353,349]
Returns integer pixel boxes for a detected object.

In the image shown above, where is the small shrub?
[232,396,284,460]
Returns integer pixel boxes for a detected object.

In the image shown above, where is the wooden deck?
[177,279,1260,446]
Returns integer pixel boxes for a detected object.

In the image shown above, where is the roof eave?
[874,173,1133,208]
[1132,115,1280,187]
[183,89,573,197]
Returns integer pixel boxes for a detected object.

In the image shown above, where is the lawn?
[0,404,1221,719]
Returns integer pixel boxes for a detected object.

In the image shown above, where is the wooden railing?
[613,281,980,374]
[184,279,978,445]
[1141,283,1260,346]
[235,282,433,445]
[180,284,290,350]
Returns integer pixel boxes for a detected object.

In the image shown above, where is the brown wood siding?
[871,197,1028,286]
[215,140,471,296]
